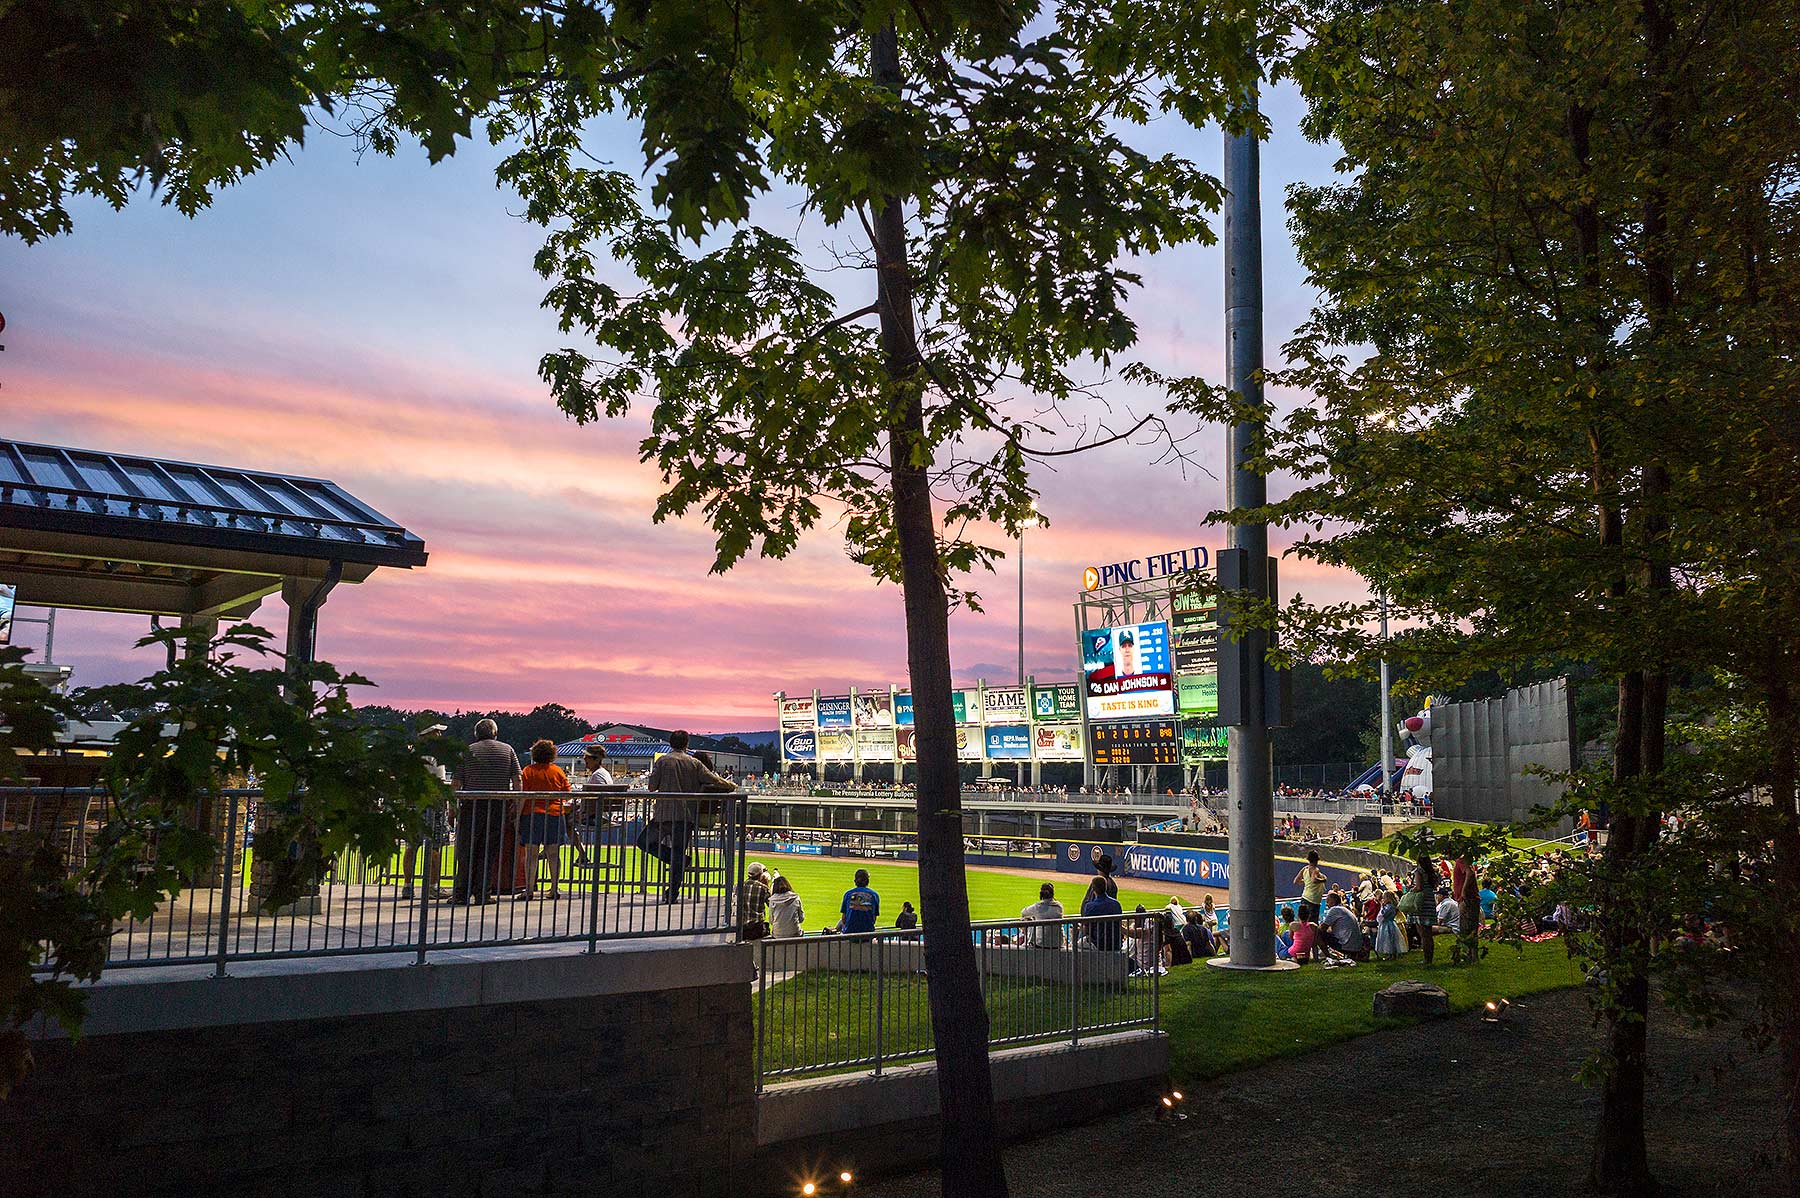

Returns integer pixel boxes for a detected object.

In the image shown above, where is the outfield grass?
[745,856,1181,929]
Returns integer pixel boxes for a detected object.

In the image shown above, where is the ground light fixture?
[1155,1089,1189,1122]
[1480,997,1516,1029]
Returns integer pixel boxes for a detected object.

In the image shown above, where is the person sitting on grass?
[1319,891,1367,959]
[1275,906,1297,960]
[1184,909,1216,959]
[1162,911,1194,966]
[1125,906,1164,976]
[836,869,880,935]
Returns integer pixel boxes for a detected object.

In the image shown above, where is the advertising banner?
[781,728,818,762]
[1181,723,1229,764]
[1080,621,1175,719]
[897,727,916,762]
[954,726,984,761]
[1089,718,1180,765]
[854,692,894,729]
[856,728,896,759]
[815,729,855,761]
[816,695,853,728]
[894,693,913,726]
[983,724,1031,760]
[952,690,979,725]
[1030,683,1081,722]
[1033,723,1084,761]
[1171,588,1220,717]
[982,687,1028,723]
[778,695,816,725]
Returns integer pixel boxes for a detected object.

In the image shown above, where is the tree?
[1154,1,1798,1190]
[2,628,452,1097]
[480,3,1260,1189]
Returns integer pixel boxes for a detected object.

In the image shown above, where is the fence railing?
[4,786,749,972]
[753,912,1162,1087]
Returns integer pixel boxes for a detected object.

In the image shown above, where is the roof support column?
[282,561,343,697]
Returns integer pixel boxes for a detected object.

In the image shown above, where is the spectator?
[768,874,805,938]
[1202,893,1228,954]
[452,718,521,904]
[1162,912,1194,967]
[738,862,772,938]
[643,729,734,904]
[1293,850,1328,920]
[1374,891,1404,959]
[1289,910,1321,962]
[1412,853,1440,965]
[519,738,575,899]
[894,901,920,934]
[1125,906,1164,976]
[1435,886,1462,934]
[580,743,615,788]
[1021,882,1065,949]
[1478,877,1499,920]
[1081,876,1123,950]
[1095,853,1120,899]
[1183,909,1215,959]
[1319,891,1366,957]
[838,868,880,934]
[1275,906,1296,960]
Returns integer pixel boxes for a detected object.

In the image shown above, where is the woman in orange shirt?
[519,739,572,898]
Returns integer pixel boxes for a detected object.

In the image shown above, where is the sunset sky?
[1,82,1369,732]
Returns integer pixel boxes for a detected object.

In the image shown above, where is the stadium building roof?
[0,437,425,622]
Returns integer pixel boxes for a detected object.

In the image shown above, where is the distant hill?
[715,729,778,749]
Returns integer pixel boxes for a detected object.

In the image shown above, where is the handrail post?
[1152,918,1162,1032]
[873,935,885,1077]
[1069,916,1080,1046]
[586,795,603,953]
[413,818,434,967]
[756,936,768,1092]
[213,792,238,979]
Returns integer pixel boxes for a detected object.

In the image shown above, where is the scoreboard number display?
[1089,719,1180,765]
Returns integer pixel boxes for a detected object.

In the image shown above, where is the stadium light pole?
[1017,500,1035,691]
[1216,59,1283,971]
[1379,591,1392,795]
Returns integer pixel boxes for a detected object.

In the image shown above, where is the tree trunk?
[867,20,1007,1198]
[1766,654,1800,1194]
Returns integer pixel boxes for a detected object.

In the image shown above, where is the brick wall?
[1,955,753,1198]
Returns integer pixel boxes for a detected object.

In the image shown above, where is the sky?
[0,79,1367,732]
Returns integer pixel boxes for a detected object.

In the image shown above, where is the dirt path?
[858,987,1785,1198]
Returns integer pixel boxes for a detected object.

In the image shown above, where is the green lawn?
[1345,819,1562,855]
[1161,938,1584,1083]
[754,937,1586,1086]
[746,855,1179,929]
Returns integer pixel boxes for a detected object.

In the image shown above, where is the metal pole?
[213,792,238,979]
[1379,592,1393,796]
[1223,70,1276,969]
[1018,525,1026,689]
[415,822,434,966]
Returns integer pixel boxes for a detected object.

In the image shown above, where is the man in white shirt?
[581,744,615,787]
[1020,882,1065,948]
[1435,887,1462,934]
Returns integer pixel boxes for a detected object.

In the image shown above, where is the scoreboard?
[1089,719,1180,765]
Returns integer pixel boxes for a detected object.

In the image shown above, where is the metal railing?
[5,786,749,972]
[753,912,1162,1086]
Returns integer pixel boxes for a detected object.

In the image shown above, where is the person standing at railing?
[519,739,574,900]
[452,719,522,905]
[643,730,734,905]
[1020,882,1064,949]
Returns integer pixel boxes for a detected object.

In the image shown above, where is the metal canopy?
[0,437,426,619]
